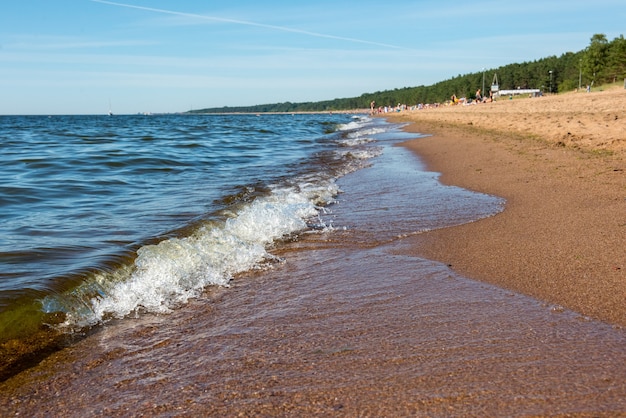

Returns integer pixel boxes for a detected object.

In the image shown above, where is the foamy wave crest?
[338,136,376,147]
[337,117,388,147]
[56,179,339,328]
[336,116,371,131]
[347,127,387,138]
[336,121,363,132]
[336,148,383,162]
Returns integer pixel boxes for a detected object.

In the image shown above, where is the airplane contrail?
[90,0,407,50]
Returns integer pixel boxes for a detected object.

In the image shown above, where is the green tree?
[583,33,609,85]
[605,35,626,83]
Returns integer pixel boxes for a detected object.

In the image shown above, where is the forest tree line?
[189,33,626,114]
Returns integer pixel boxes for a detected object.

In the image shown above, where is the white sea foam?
[338,136,376,147]
[336,116,376,131]
[337,120,364,131]
[347,127,387,138]
[339,148,383,161]
[337,117,388,147]
[69,178,340,327]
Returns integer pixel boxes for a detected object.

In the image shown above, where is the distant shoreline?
[0,110,370,117]
[186,109,369,115]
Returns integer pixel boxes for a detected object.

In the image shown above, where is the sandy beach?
[398,85,626,153]
[389,85,625,327]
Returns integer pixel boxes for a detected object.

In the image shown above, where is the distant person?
[370,100,376,114]
[475,88,482,103]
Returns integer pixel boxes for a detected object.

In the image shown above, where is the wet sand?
[1,90,626,416]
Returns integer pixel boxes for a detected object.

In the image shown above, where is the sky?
[0,1,624,115]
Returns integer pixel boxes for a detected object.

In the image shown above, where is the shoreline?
[2,113,626,415]
[388,88,625,326]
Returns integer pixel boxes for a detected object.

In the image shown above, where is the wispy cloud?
[90,0,408,50]
[5,35,155,51]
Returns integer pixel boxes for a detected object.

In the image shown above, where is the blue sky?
[0,1,624,114]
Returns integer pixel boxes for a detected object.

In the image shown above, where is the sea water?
[0,113,502,347]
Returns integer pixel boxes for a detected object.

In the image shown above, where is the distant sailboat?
[108,99,113,116]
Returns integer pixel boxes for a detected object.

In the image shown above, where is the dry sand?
[389,86,626,326]
[401,85,626,153]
